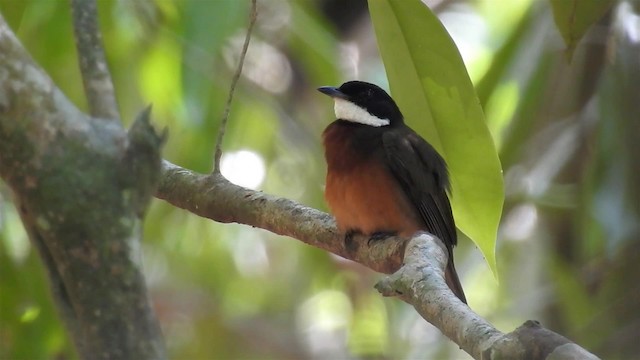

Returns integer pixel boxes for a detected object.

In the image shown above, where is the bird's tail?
[445,258,467,304]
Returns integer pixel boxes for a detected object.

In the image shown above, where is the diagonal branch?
[156,160,601,360]
[157,160,407,274]
[70,0,120,121]
[213,0,258,173]
[377,234,600,359]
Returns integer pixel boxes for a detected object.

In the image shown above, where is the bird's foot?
[368,231,397,246]
[344,229,362,252]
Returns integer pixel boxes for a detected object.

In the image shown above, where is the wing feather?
[382,129,457,249]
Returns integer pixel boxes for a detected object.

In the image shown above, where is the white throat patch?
[333,98,390,127]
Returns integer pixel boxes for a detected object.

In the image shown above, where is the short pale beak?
[317,86,349,99]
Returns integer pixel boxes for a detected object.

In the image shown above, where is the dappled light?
[1,0,638,359]
[502,204,538,241]
[220,149,266,189]
[224,34,292,93]
[297,290,353,356]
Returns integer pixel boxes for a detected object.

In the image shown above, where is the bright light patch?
[2,202,30,263]
[502,204,538,241]
[220,150,266,189]
[230,229,269,277]
[20,306,40,323]
[297,290,353,355]
[339,42,360,79]
[485,81,519,149]
[224,35,292,93]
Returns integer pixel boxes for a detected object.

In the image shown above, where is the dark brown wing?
[382,127,467,303]
[382,128,456,249]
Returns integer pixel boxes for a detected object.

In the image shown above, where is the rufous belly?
[325,160,423,237]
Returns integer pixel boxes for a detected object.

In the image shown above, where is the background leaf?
[368,0,504,277]
[549,0,615,60]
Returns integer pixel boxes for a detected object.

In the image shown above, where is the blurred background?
[1,0,639,359]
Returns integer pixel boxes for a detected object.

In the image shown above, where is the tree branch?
[156,161,601,360]
[213,0,258,173]
[376,234,600,359]
[157,160,406,274]
[0,13,165,359]
[375,233,502,356]
[70,0,120,121]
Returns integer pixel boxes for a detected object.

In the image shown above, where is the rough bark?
[70,0,120,121]
[157,161,407,274]
[0,13,166,359]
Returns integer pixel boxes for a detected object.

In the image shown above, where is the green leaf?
[368,0,504,277]
[549,0,615,61]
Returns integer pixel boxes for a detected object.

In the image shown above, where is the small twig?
[70,0,120,121]
[213,0,258,173]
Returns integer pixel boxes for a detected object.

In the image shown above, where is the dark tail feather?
[445,259,467,304]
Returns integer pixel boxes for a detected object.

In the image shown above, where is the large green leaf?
[368,0,504,277]
[549,0,615,60]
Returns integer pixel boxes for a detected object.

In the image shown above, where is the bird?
[318,80,466,304]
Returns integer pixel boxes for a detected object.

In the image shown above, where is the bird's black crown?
[320,81,404,125]
[339,81,403,124]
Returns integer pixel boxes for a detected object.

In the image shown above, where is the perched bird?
[318,81,466,304]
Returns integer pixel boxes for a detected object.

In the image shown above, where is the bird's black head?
[318,81,403,127]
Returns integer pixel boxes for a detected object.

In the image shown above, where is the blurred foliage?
[549,0,615,60]
[1,0,639,359]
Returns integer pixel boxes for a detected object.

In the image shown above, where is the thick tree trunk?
[0,14,166,359]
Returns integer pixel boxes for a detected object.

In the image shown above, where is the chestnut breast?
[323,121,423,237]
